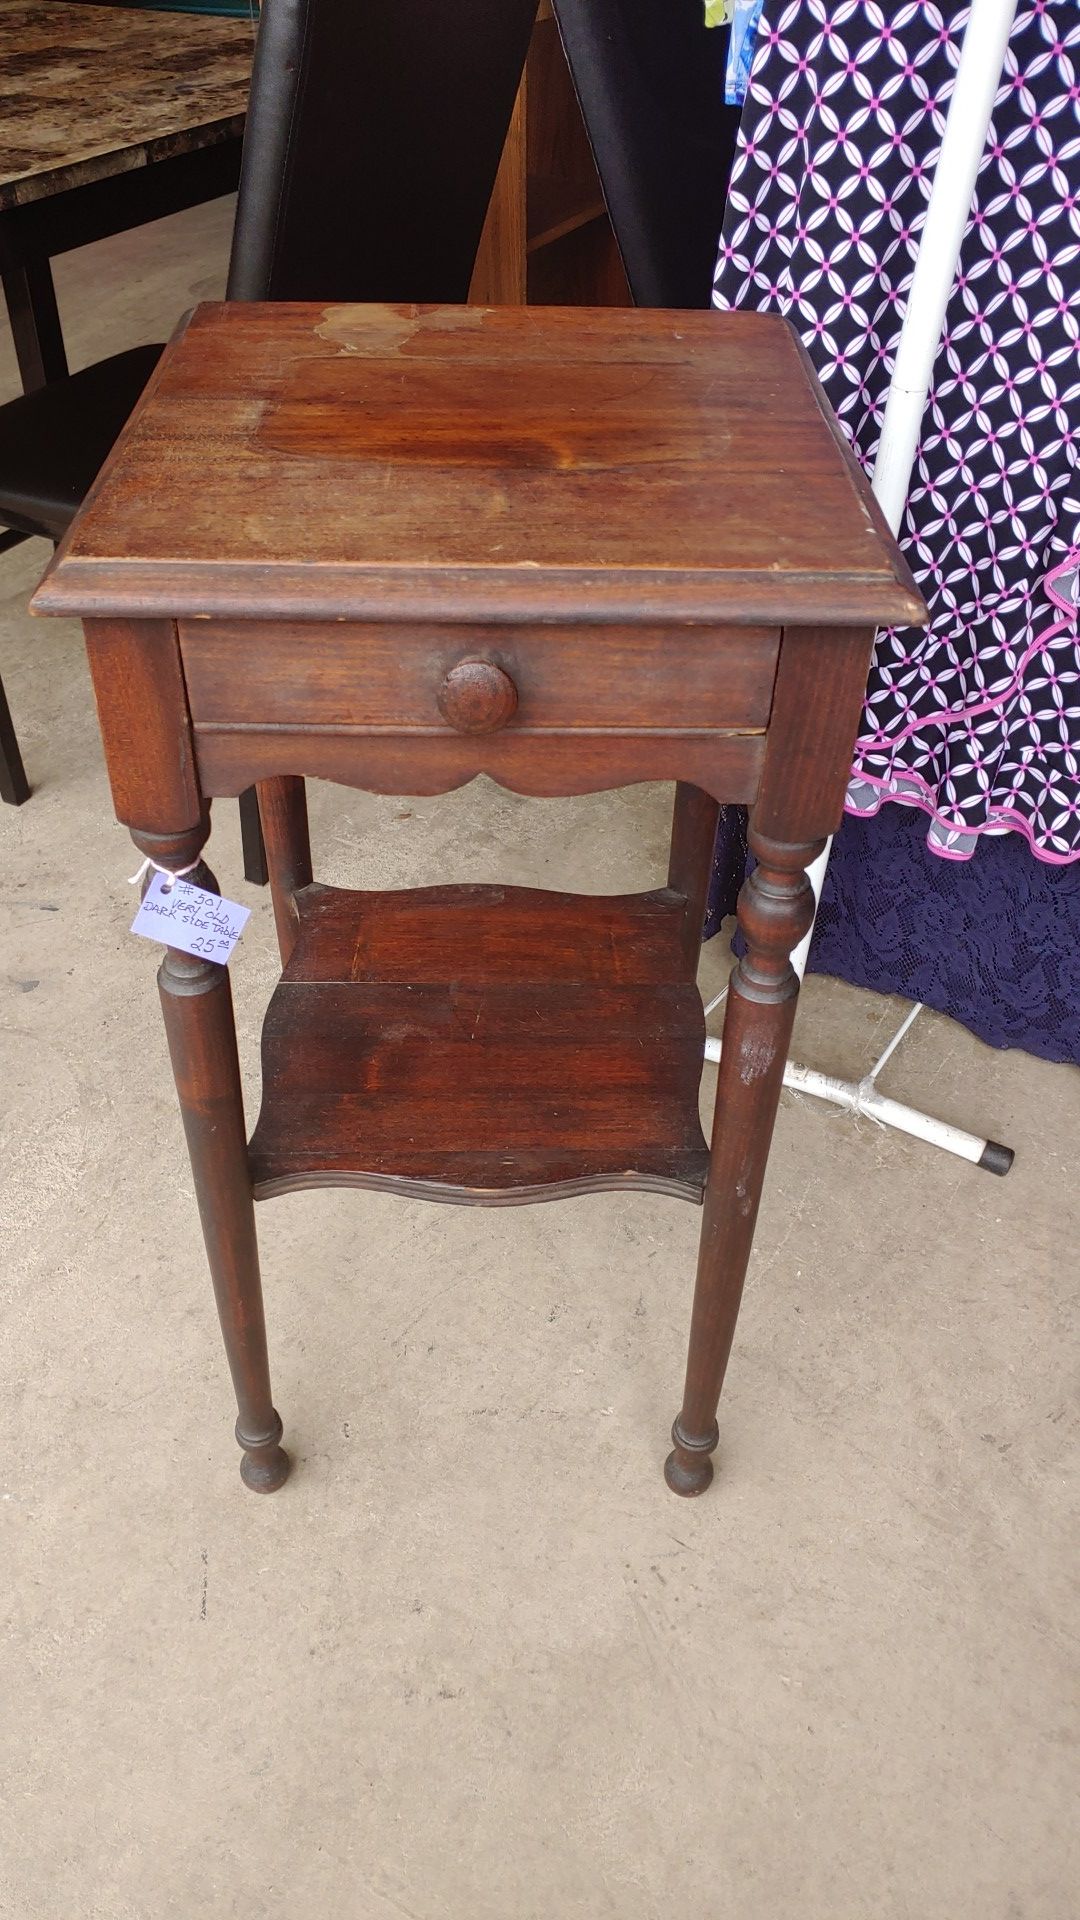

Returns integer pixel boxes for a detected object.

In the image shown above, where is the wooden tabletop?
[0,0,252,212]
[35,300,925,628]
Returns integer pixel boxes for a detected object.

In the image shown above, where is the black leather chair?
[0,0,537,848]
[547,0,743,926]
[552,0,741,309]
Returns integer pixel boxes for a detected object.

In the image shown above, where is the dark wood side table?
[33,302,924,1498]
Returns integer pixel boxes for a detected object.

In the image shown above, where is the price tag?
[131,872,250,965]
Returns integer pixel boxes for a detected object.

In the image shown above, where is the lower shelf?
[248,883,709,1207]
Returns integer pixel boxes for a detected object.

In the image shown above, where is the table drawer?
[179,621,779,735]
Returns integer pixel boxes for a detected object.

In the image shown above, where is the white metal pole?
[702,1031,1013,1173]
[869,0,1020,536]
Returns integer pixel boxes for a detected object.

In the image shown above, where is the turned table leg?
[257,776,312,966]
[668,782,720,978]
[148,841,289,1494]
[665,826,824,1496]
[238,785,269,886]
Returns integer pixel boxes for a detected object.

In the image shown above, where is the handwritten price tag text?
[131,873,250,964]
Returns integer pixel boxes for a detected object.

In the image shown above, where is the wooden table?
[0,0,251,394]
[34,300,924,1501]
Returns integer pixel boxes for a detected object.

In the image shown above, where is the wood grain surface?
[35,300,929,1495]
[248,883,710,1205]
[192,725,768,807]
[34,302,924,626]
[179,619,780,732]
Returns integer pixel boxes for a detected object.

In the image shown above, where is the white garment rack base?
[702,997,1013,1175]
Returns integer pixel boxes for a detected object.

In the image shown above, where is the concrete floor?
[1,202,1077,1920]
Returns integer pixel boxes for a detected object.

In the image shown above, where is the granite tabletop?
[0,0,252,212]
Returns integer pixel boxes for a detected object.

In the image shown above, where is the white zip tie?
[127,854,203,895]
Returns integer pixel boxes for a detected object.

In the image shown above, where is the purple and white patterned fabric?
[713,0,1080,864]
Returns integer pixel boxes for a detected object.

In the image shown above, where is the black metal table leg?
[0,671,30,805]
[2,259,69,392]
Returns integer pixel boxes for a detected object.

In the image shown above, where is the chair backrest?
[551,0,741,309]
[227,0,537,303]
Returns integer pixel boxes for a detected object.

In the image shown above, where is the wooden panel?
[248,883,709,1205]
[33,303,926,629]
[754,623,876,843]
[180,620,779,733]
[468,1,626,306]
[525,10,597,208]
[468,71,527,304]
[522,0,628,301]
[527,216,629,306]
[668,783,720,975]
[526,182,606,253]
[192,724,768,805]
[284,882,698,984]
[82,617,201,834]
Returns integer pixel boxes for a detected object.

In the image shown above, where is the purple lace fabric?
[705,804,1080,1064]
[814,808,1080,1063]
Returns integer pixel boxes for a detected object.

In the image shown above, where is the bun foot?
[663,1417,719,1497]
[240,1446,291,1493]
[237,1411,290,1493]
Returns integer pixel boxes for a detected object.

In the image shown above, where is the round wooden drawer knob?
[437,657,519,734]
